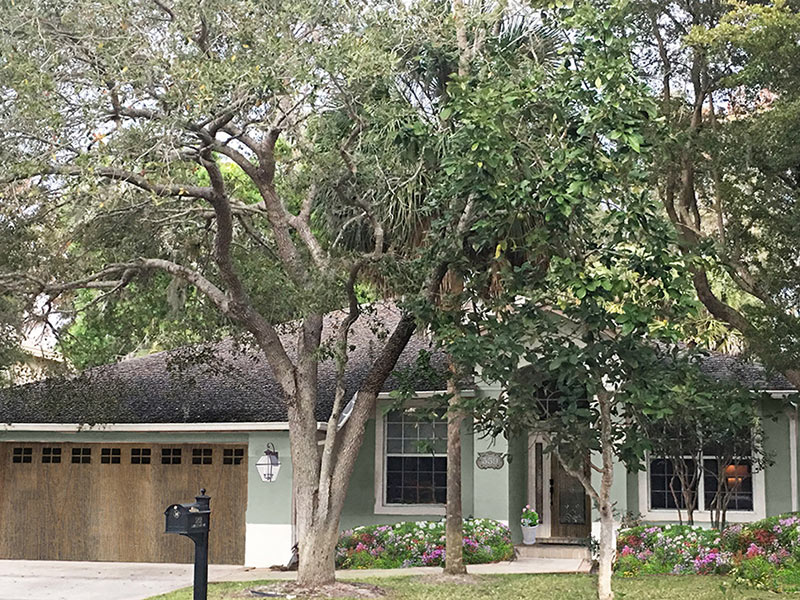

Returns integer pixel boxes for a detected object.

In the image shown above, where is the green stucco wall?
[246,431,293,527]
[626,469,640,517]
[763,400,792,517]
[506,433,528,543]
[472,433,509,522]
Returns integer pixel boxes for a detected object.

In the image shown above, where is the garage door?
[0,442,247,564]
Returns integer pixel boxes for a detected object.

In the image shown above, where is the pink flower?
[746,543,763,558]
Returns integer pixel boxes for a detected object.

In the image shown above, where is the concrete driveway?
[0,560,247,600]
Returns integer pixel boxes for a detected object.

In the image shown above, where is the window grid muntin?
[384,409,447,505]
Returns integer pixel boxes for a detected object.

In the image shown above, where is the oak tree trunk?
[297,523,339,587]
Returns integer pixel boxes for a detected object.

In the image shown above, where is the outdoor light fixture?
[256,443,281,482]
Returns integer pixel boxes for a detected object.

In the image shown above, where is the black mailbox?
[164,489,211,600]
[165,502,210,534]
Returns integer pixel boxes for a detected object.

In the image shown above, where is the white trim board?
[526,433,552,538]
[791,407,799,513]
[0,422,327,433]
[244,523,294,568]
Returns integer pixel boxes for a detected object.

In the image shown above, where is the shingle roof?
[0,302,451,424]
[2,303,795,426]
[698,352,796,392]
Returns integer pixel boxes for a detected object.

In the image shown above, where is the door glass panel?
[558,467,586,524]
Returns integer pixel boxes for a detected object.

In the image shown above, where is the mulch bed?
[243,581,386,599]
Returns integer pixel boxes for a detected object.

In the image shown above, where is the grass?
[145,573,800,600]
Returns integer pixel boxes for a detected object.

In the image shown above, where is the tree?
[413,0,693,597]
[631,0,800,388]
[0,0,482,587]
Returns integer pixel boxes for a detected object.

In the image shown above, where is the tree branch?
[4,165,215,201]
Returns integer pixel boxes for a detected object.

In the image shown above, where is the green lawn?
[146,573,799,600]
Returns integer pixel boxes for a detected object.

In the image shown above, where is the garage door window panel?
[223,448,244,465]
[11,447,32,464]
[131,448,151,464]
[193,448,213,465]
[162,448,182,465]
[71,447,91,464]
[42,447,61,464]
[101,448,121,464]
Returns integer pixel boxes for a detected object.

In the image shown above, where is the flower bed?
[335,518,514,569]
[615,514,800,586]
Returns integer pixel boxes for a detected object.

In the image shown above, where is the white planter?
[521,524,538,545]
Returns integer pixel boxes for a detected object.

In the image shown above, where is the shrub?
[614,514,800,581]
[335,518,514,569]
[730,555,780,590]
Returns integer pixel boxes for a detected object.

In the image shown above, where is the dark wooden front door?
[550,453,591,539]
[0,442,247,564]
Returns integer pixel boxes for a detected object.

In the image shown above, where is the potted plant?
[520,504,540,545]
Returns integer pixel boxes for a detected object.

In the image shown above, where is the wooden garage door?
[0,442,247,564]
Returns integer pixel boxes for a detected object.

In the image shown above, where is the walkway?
[0,557,590,600]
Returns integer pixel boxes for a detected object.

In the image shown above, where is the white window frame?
[373,401,447,516]
[638,452,766,523]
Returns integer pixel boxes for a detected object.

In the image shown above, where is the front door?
[550,453,591,539]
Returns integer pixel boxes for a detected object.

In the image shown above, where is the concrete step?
[516,543,591,560]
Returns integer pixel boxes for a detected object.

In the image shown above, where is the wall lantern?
[256,443,281,482]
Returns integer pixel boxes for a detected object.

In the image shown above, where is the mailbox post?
[164,489,211,600]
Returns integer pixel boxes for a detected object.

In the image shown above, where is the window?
[384,409,447,505]
[12,447,32,463]
[42,447,61,464]
[161,448,182,465]
[649,458,695,509]
[192,448,212,465]
[648,455,753,512]
[101,448,121,464]
[131,448,151,464]
[704,459,753,512]
[223,448,244,465]
[71,447,91,464]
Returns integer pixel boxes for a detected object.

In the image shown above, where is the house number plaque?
[476,451,505,470]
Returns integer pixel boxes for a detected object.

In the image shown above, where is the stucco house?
[0,303,797,567]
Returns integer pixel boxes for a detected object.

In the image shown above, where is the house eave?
[0,421,327,433]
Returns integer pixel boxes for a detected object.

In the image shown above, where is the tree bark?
[597,501,615,600]
[444,377,467,575]
[297,522,339,587]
